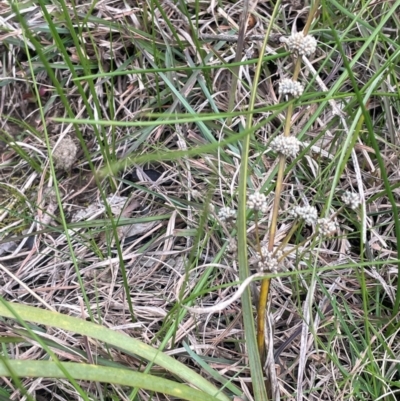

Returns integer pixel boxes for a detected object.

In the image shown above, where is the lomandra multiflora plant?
[188,0,366,396]
[255,3,328,365]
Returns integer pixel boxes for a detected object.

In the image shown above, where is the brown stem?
[256,0,320,364]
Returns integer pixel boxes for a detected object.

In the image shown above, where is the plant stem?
[256,0,320,363]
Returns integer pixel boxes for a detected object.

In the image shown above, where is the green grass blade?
[0,300,230,401]
[0,360,220,401]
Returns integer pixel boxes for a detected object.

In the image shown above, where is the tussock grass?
[0,0,400,399]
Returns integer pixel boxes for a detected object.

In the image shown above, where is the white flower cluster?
[247,192,268,213]
[226,238,237,254]
[256,247,283,273]
[290,205,318,225]
[270,135,302,158]
[284,32,317,57]
[318,217,338,237]
[52,135,77,170]
[218,207,237,224]
[279,78,304,98]
[341,191,361,210]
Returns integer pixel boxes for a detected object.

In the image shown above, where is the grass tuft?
[0,0,399,400]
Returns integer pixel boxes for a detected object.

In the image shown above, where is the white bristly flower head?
[290,205,318,225]
[247,192,268,214]
[227,238,238,254]
[283,32,317,57]
[318,217,338,237]
[270,135,302,158]
[256,247,284,273]
[279,78,304,98]
[341,191,361,210]
[218,207,237,224]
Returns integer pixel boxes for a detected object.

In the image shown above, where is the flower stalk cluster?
[317,217,338,237]
[247,192,268,214]
[209,24,362,371]
[290,205,318,226]
[270,32,318,161]
[218,207,237,224]
[256,247,284,273]
[270,135,302,158]
[278,78,304,98]
[280,32,317,57]
[256,28,319,361]
[341,191,361,210]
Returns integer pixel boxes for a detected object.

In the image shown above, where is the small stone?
[52,136,77,170]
